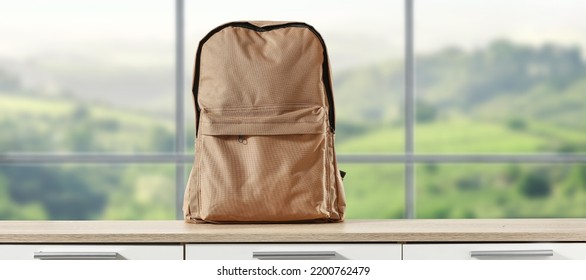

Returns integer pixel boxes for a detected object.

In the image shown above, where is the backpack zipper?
[237,135,247,145]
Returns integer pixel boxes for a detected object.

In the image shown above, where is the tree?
[520,170,552,198]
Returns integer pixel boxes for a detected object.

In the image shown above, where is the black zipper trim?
[192,21,336,134]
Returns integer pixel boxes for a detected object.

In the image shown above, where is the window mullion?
[175,0,186,220]
[405,0,416,219]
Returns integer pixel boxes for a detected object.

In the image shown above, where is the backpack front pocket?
[196,105,330,222]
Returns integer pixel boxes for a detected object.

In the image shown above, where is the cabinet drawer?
[0,245,183,260]
[186,244,401,260]
[403,243,586,260]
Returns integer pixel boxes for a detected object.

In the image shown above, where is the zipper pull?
[237,135,247,145]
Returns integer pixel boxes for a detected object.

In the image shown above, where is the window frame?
[2,0,585,219]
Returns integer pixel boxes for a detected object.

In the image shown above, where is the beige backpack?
[183,21,346,223]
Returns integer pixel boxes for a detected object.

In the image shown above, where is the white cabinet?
[0,245,183,260]
[6,243,585,260]
[186,243,401,260]
[403,243,586,260]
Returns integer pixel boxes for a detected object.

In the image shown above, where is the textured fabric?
[183,21,345,223]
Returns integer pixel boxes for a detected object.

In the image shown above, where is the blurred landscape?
[1,40,586,219]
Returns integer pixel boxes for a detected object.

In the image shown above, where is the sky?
[1,0,585,115]
[415,0,586,54]
[1,0,585,66]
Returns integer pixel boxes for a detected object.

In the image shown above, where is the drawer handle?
[470,250,554,258]
[252,251,337,259]
[34,252,119,260]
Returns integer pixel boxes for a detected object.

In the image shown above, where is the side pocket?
[325,131,346,221]
[183,138,202,223]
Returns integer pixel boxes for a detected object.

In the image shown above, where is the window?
[0,0,177,219]
[1,0,585,220]
[414,0,586,218]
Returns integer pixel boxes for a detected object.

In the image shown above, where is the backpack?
[183,21,346,223]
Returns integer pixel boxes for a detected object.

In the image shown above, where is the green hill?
[0,93,174,153]
[333,40,586,145]
[0,92,175,220]
[336,117,586,218]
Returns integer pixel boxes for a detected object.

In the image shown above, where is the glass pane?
[0,164,175,220]
[415,0,586,153]
[0,1,174,152]
[185,0,404,154]
[339,164,404,219]
[416,163,586,218]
